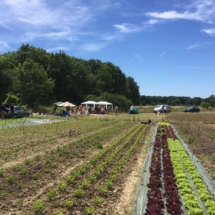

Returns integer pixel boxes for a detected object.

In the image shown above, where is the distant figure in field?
[115,105,118,115]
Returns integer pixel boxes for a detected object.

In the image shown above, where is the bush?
[200,102,210,109]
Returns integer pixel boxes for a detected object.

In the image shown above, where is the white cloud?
[144,19,161,25]
[0,40,12,51]
[80,43,107,52]
[185,42,211,50]
[46,46,70,52]
[113,23,142,33]
[202,28,215,37]
[145,0,215,24]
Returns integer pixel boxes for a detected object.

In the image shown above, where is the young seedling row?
[0,117,151,214]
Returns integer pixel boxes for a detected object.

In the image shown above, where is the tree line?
[0,44,140,110]
[140,95,215,108]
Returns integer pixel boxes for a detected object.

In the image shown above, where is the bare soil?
[0,117,153,215]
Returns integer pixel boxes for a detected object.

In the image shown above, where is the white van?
[153,105,170,113]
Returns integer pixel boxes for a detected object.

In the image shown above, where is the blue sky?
[0,0,215,98]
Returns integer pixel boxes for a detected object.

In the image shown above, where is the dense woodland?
[1,44,214,110]
[140,95,215,108]
[0,44,140,109]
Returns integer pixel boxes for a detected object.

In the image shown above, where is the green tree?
[17,60,54,108]
[125,77,140,105]
[201,102,210,109]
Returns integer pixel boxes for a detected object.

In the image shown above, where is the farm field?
[0,115,154,215]
[0,111,215,214]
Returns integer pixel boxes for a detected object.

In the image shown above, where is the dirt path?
[113,124,154,215]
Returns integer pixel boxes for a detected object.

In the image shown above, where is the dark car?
[0,105,30,118]
[184,106,200,113]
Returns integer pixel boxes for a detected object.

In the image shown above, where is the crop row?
[20,124,149,214]
[0,120,131,164]
[143,121,215,215]
[168,138,215,215]
[144,122,183,215]
[0,121,135,206]
[0,118,123,162]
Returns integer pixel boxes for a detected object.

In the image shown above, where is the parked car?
[153,105,170,113]
[184,106,200,113]
[0,105,30,118]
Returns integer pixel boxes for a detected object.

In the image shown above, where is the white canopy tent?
[97,101,113,110]
[81,101,113,111]
[81,101,97,109]
[58,101,76,107]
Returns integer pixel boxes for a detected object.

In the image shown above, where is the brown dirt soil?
[0,123,152,215]
[113,125,154,215]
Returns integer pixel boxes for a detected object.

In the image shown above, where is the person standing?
[0,103,6,119]
[10,103,15,118]
[130,105,134,111]
[78,105,82,118]
[164,106,167,114]
[115,105,118,115]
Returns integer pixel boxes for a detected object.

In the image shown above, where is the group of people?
[0,103,15,119]
[87,105,112,115]
[53,104,119,117]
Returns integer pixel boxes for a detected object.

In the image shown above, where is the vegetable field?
[1,112,215,215]
[0,116,153,215]
[142,122,215,215]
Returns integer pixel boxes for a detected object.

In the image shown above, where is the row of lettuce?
[144,122,215,215]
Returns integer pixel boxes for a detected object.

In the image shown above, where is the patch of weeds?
[44,168,50,173]
[45,158,51,164]
[21,168,28,175]
[35,155,41,161]
[18,199,23,206]
[82,179,90,189]
[52,162,58,168]
[33,173,39,180]
[85,206,95,215]
[24,158,30,165]
[93,196,102,205]
[64,199,73,208]
[53,211,64,215]
[98,186,107,195]
[73,188,84,197]
[0,169,4,177]
[0,190,7,199]
[58,183,67,191]
[8,174,14,183]
[12,164,19,171]
[188,137,195,144]
[47,190,57,201]
[96,143,103,149]
[34,200,44,214]
[200,156,206,163]
[17,181,24,189]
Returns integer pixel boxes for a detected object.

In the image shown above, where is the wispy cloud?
[113,23,142,33]
[0,0,119,52]
[202,28,215,37]
[159,52,166,58]
[46,46,70,52]
[185,41,212,50]
[0,40,12,51]
[129,52,143,63]
[145,0,215,24]
[80,43,107,52]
